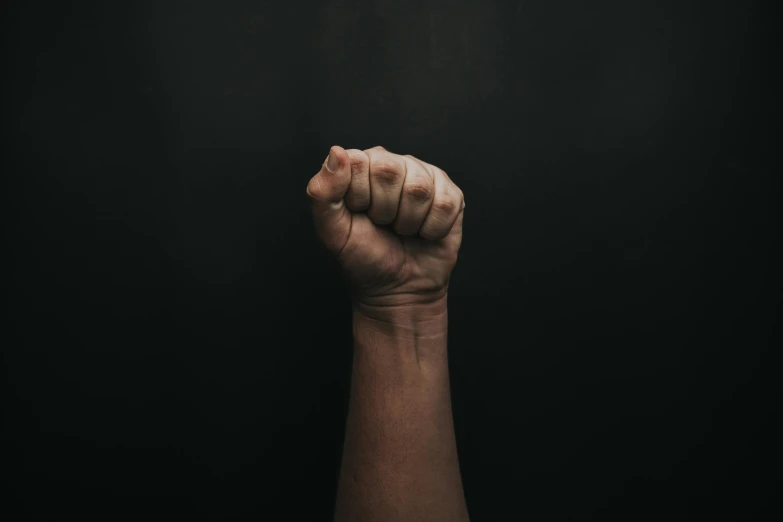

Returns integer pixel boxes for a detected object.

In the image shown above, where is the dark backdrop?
[3,1,778,520]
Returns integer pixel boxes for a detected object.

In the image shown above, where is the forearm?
[334,298,469,522]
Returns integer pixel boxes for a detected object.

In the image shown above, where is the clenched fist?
[306,145,465,309]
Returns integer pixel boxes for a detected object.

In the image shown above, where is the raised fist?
[306,145,465,309]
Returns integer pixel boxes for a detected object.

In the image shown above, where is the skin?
[306,145,469,522]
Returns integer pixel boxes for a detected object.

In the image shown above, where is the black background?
[2,1,778,520]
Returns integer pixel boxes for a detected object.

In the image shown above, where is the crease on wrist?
[352,302,448,341]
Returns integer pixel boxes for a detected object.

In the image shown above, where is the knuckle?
[431,197,457,215]
[402,180,433,202]
[347,175,370,192]
[371,159,403,183]
[345,181,371,209]
[347,150,369,174]
[419,224,448,240]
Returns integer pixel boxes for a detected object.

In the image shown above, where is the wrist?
[352,295,448,342]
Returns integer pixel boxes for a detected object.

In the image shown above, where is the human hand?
[306,145,465,312]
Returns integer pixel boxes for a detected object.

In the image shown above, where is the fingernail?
[325,147,339,174]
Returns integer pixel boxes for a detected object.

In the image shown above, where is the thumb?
[306,145,352,254]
